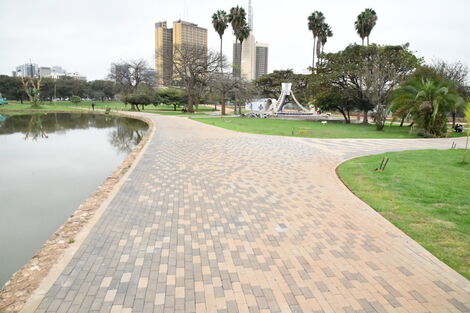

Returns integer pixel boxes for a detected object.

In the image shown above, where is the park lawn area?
[192,117,428,138]
[338,149,470,279]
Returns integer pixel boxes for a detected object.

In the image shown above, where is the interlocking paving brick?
[32,115,470,313]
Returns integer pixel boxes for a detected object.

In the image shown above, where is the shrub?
[70,95,81,104]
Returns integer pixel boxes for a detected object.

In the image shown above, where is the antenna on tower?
[248,0,253,31]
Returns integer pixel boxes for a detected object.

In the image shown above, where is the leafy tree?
[212,10,229,72]
[316,44,419,129]
[155,88,187,111]
[21,76,42,108]
[307,11,325,68]
[0,75,27,102]
[90,80,116,101]
[70,95,81,104]
[210,74,245,115]
[122,86,155,111]
[391,78,463,137]
[355,8,377,46]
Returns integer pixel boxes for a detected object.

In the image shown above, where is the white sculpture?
[262,83,311,114]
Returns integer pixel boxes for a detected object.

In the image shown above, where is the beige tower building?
[155,20,207,86]
[155,21,173,86]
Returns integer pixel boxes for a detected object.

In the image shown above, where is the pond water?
[0,113,148,287]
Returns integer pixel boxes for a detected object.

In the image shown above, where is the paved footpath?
[32,114,469,313]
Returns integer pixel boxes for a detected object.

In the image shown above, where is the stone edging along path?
[0,111,156,313]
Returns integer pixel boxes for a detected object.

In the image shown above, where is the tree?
[212,10,229,72]
[318,23,333,59]
[355,8,377,46]
[308,11,325,69]
[155,88,187,111]
[0,75,27,102]
[391,78,463,137]
[90,80,116,101]
[21,76,42,108]
[210,74,243,115]
[228,5,248,77]
[122,86,155,111]
[109,59,154,96]
[170,44,221,113]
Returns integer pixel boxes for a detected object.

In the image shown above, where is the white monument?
[263,83,311,114]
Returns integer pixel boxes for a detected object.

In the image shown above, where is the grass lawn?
[192,117,462,139]
[0,101,216,116]
[337,149,470,279]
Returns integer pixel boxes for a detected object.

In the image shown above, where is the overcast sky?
[1,0,469,80]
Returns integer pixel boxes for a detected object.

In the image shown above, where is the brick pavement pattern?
[33,115,469,313]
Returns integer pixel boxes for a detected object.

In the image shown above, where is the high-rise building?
[39,67,52,78]
[255,43,268,78]
[232,0,269,81]
[154,20,207,86]
[155,21,173,86]
[15,63,38,78]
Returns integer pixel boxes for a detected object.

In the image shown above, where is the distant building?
[154,20,208,86]
[15,63,39,78]
[255,43,268,78]
[155,21,173,86]
[39,67,52,78]
[68,72,87,81]
[11,71,17,77]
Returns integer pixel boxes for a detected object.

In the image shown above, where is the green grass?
[338,149,470,279]
[192,117,441,139]
[0,101,216,116]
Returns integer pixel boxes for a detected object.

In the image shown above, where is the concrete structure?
[23,113,470,313]
[255,42,268,78]
[154,20,207,86]
[15,63,39,78]
[39,67,52,78]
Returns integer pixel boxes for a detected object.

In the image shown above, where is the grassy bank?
[338,149,470,279]
[192,117,434,139]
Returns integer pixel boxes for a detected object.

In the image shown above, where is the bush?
[70,95,81,104]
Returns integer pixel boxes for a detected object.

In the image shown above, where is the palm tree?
[355,8,377,45]
[318,23,333,63]
[228,6,247,77]
[308,11,325,69]
[212,10,228,72]
[391,78,462,137]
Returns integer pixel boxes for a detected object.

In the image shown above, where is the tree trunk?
[361,38,364,46]
[220,36,223,73]
[340,109,350,123]
[173,104,177,111]
[452,112,456,128]
[367,36,369,46]
[362,109,368,124]
[221,94,225,115]
[312,35,316,69]
[399,114,406,127]
[188,96,194,113]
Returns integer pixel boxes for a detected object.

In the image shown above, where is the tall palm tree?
[318,23,333,63]
[212,10,228,72]
[228,6,247,77]
[355,8,377,46]
[307,11,325,69]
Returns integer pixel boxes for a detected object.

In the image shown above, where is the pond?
[0,113,148,287]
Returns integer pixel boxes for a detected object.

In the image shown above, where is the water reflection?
[0,113,148,152]
[0,113,147,287]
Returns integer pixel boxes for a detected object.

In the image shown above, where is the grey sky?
[1,0,469,80]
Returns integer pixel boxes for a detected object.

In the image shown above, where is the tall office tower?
[155,21,173,86]
[39,67,52,78]
[154,20,207,86]
[255,43,268,78]
[15,63,38,77]
[232,43,242,77]
[240,32,256,81]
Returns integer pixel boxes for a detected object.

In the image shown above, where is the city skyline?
[0,0,469,81]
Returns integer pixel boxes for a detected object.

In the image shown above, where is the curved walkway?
[29,114,469,313]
